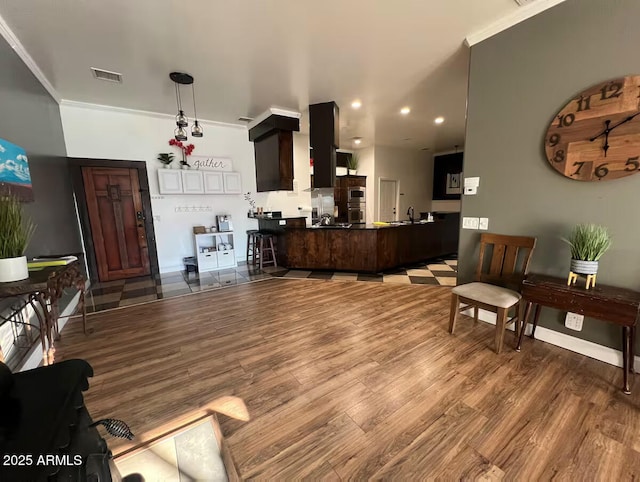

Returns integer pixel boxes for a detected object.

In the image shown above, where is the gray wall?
[461,0,640,349]
[0,36,82,256]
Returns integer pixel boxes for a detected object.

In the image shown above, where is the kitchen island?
[284,214,459,273]
[249,214,307,266]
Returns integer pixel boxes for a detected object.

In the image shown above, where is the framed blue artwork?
[0,138,33,201]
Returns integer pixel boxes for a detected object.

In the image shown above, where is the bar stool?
[246,230,259,266]
[256,233,277,269]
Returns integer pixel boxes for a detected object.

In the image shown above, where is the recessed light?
[434,116,445,124]
[354,138,362,145]
[400,107,411,115]
[351,100,362,109]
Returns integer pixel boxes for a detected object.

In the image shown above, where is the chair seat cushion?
[452,282,521,308]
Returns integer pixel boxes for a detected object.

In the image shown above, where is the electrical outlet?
[479,217,489,230]
[462,217,479,229]
[565,312,584,331]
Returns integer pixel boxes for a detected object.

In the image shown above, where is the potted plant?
[563,223,612,288]
[348,152,359,175]
[0,195,36,282]
[157,153,175,169]
[169,139,195,169]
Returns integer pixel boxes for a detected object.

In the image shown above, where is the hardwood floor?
[55,278,640,480]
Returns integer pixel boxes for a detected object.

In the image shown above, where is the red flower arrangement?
[169,139,195,166]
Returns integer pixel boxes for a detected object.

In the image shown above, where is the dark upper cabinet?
[253,130,294,192]
[432,152,463,200]
[249,113,300,192]
[310,102,339,188]
[336,151,351,168]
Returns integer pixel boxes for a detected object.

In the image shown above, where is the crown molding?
[59,99,248,130]
[247,107,302,130]
[464,0,566,47]
[0,12,61,103]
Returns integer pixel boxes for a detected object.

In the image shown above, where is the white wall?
[372,145,433,221]
[60,102,311,273]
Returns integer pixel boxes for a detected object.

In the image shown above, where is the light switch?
[479,218,489,230]
[464,186,478,195]
[462,217,479,229]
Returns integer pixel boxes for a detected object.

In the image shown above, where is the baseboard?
[160,258,245,274]
[461,308,635,369]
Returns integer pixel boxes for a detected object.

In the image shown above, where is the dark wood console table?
[518,274,640,394]
[0,261,86,366]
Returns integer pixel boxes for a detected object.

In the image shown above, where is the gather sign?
[189,155,233,172]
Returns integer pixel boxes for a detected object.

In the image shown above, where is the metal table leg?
[623,326,632,394]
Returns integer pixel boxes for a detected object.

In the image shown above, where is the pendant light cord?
[191,84,198,121]
[176,82,183,112]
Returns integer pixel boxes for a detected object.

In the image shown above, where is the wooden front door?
[82,167,150,281]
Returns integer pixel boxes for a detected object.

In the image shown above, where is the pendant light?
[170,72,204,140]
[191,83,203,137]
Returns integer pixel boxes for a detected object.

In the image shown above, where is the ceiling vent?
[514,0,538,5]
[91,68,123,83]
[238,116,254,122]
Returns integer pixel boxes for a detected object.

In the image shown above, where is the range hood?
[309,101,339,188]
[248,108,301,192]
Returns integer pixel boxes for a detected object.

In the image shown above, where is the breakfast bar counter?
[283,214,459,273]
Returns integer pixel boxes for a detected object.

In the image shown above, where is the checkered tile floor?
[85,257,457,314]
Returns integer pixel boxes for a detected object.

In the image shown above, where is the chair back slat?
[475,233,536,291]
[475,241,487,280]
[502,245,519,276]
[489,244,506,276]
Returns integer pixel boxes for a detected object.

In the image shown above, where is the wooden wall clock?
[544,75,640,181]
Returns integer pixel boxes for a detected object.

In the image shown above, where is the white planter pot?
[348,169,357,175]
[0,256,29,282]
[570,259,598,275]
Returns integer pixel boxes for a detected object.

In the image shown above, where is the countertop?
[301,220,438,230]
[248,215,307,221]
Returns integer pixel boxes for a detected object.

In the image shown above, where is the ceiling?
[0,0,564,151]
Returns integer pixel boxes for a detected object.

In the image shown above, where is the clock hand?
[590,120,611,142]
[608,111,640,132]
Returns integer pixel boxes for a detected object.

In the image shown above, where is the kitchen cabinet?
[157,170,242,195]
[248,111,299,192]
[310,102,339,188]
[284,214,460,273]
[223,172,242,194]
[334,175,366,223]
[203,171,224,194]
[181,170,205,194]
[158,169,183,194]
[347,176,366,187]
[254,130,294,191]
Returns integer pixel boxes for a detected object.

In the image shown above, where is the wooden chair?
[448,233,536,354]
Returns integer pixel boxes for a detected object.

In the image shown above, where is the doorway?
[70,159,159,282]
[379,179,398,222]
